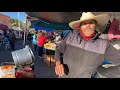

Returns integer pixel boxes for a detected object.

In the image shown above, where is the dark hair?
[80,19,98,26]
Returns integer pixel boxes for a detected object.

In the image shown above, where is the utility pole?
[26,17,28,42]
[18,12,21,38]
[23,16,27,47]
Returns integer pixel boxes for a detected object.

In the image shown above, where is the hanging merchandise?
[99,20,112,40]
[110,39,120,50]
[103,20,111,34]
[32,24,55,32]
[108,18,120,40]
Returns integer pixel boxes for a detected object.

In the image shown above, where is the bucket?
[11,45,35,66]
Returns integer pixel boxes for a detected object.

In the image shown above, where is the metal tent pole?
[18,12,21,39]
[23,16,27,47]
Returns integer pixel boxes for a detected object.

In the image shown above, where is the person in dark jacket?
[54,12,120,78]
[8,30,16,51]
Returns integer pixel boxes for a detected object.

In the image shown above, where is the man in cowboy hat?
[54,12,120,78]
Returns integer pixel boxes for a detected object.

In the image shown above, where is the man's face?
[80,19,97,36]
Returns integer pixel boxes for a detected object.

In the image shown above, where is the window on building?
[3,19,7,25]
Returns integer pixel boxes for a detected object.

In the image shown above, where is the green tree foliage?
[10,18,25,28]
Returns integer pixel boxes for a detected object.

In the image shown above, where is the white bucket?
[11,45,35,66]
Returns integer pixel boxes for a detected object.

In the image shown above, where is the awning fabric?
[30,20,71,31]
[27,16,72,31]
[0,23,9,30]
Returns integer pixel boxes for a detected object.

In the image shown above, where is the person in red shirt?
[37,30,47,58]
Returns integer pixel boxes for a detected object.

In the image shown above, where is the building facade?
[0,14,11,28]
[0,14,11,35]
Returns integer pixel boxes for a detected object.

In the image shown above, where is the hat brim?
[69,14,110,31]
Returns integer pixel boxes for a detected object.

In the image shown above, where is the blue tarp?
[32,25,56,32]
[102,60,112,65]
[30,18,71,31]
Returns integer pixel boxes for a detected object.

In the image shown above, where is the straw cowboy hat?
[69,12,110,30]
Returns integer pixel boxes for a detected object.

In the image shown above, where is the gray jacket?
[55,30,120,78]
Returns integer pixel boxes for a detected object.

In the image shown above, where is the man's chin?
[84,34,93,36]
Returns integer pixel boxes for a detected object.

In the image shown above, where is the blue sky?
[0,12,27,22]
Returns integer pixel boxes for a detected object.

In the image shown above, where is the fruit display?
[0,65,15,78]
[15,66,35,78]
[0,61,35,78]
[44,41,56,50]
[1,74,15,78]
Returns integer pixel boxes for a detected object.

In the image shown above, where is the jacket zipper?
[79,40,86,73]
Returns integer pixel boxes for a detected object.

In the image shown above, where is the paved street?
[0,39,58,78]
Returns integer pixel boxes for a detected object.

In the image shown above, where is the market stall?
[0,45,35,78]
[0,62,35,78]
